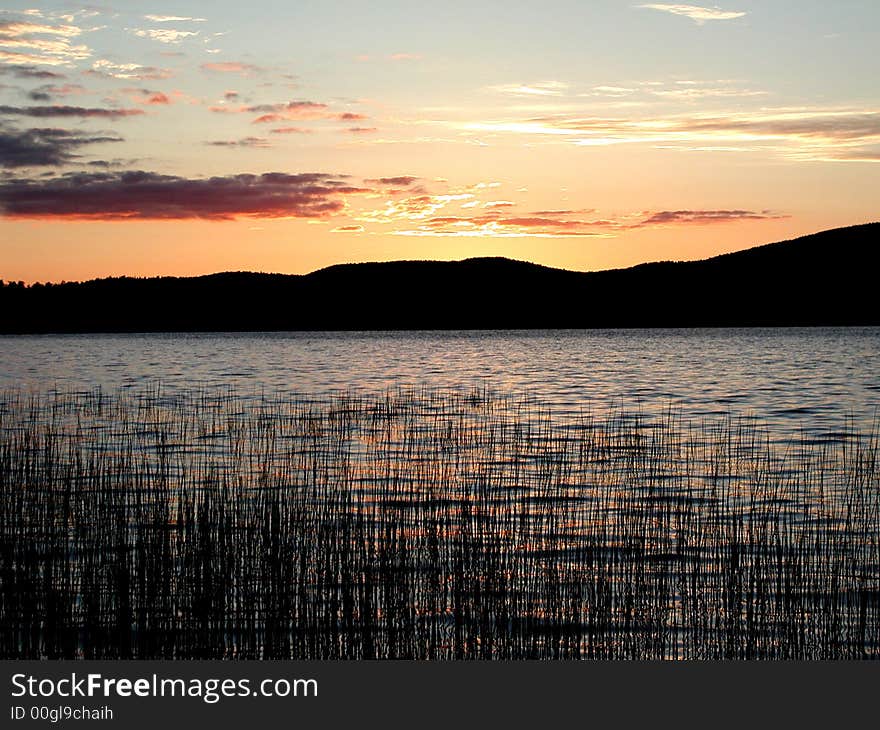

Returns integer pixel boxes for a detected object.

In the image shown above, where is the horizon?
[1,2,879,284]
[1,219,877,286]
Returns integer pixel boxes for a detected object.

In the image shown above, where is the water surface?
[1,327,878,437]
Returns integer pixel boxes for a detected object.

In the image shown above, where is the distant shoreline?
[2,222,877,334]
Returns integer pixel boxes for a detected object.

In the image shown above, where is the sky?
[1,1,878,283]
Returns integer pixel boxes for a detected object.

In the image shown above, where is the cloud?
[389,53,421,61]
[251,113,284,124]
[0,49,69,67]
[269,126,313,134]
[633,209,787,226]
[0,64,66,79]
[586,85,637,98]
[638,4,746,23]
[391,212,612,238]
[331,224,364,233]
[213,100,349,125]
[124,88,172,105]
[337,112,369,121]
[342,126,377,134]
[489,81,569,97]
[530,209,595,216]
[201,61,262,75]
[363,176,419,186]
[0,19,92,65]
[0,171,373,220]
[821,149,880,163]
[359,192,475,222]
[392,207,783,237]
[650,87,767,99]
[0,105,143,119]
[206,136,270,148]
[27,83,85,101]
[246,100,328,122]
[0,125,122,167]
[130,28,200,44]
[463,108,880,161]
[143,15,207,23]
[364,190,785,237]
[89,60,172,80]
[143,92,170,105]
[85,158,139,169]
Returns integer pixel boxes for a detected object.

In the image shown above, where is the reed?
[0,386,877,659]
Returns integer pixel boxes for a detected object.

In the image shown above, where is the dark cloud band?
[0,170,372,220]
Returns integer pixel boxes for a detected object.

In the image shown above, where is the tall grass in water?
[0,387,877,659]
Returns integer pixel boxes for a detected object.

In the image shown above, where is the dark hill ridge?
[1,222,877,333]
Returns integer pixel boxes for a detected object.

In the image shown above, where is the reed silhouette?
[1,386,877,659]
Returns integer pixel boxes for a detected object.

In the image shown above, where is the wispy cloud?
[130,28,200,44]
[201,61,262,76]
[360,193,476,222]
[388,207,783,237]
[489,81,569,97]
[632,209,787,227]
[0,104,143,119]
[389,53,421,61]
[143,15,207,23]
[89,60,172,80]
[638,4,746,23]
[269,126,313,135]
[337,112,369,121]
[0,64,66,79]
[650,87,766,99]
[27,83,86,101]
[363,176,420,187]
[245,101,329,123]
[124,88,172,105]
[206,136,270,148]
[585,85,637,98]
[462,108,880,161]
[0,19,92,66]
[355,185,785,237]
[389,212,612,238]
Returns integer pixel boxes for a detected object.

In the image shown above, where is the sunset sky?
[1,1,878,283]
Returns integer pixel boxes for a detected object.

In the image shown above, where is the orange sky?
[1,2,878,283]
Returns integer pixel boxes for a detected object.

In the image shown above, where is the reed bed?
[0,386,877,660]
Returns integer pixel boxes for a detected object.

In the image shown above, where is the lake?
[2,326,879,659]
[2,327,878,438]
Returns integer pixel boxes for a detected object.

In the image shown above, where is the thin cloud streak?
[201,61,262,75]
[462,108,880,161]
[359,190,783,237]
[489,81,569,97]
[638,4,746,23]
[0,104,143,118]
[143,16,207,23]
[206,136,270,148]
[89,60,172,80]
[0,18,92,65]
[130,28,200,44]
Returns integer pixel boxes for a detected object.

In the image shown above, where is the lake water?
[2,327,879,659]
[1,327,878,438]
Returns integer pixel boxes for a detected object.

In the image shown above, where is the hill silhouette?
[1,222,877,333]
